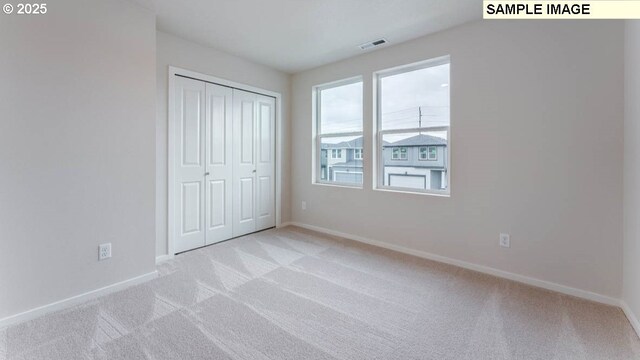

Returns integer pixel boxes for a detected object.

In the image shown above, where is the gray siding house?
[321,137,364,183]
[321,134,448,190]
[382,134,448,190]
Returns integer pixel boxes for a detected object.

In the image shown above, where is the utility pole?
[418,106,423,134]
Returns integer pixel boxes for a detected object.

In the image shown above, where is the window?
[315,78,363,186]
[376,57,450,194]
[419,147,428,160]
[419,146,438,161]
[428,146,437,160]
[391,147,408,160]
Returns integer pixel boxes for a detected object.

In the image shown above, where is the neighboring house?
[321,134,448,190]
[321,137,364,183]
[382,134,448,190]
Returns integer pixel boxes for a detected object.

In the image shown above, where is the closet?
[173,75,276,253]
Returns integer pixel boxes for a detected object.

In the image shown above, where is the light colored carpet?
[1,226,639,360]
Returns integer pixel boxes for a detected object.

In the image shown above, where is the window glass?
[319,81,363,134]
[428,146,437,160]
[380,63,450,131]
[377,59,450,194]
[316,79,363,186]
[380,131,448,191]
[319,135,363,185]
[419,147,428,160]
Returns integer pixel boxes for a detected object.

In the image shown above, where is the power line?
[322,105,450,131]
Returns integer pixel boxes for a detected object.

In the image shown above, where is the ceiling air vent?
[359,38,388,50]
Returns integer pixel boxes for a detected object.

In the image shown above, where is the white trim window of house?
[419,146,438,161]
[315,77,363,186]
[392,147,408,160]
[428,146,437,160]
[376,56,450,194]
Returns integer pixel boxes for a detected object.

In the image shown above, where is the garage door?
[334,171,363,184]
[388,174,426,189]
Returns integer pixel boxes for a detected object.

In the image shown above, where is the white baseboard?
[621,301,640,338]
[286,222,620,307]
[277,221,294,228]
[0,271,158,329]
[155,254,174,264]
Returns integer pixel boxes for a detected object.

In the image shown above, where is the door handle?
[252,170,256,173]
[204,172,210,176]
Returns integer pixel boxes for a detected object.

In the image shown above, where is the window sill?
[374,187,450,198]
[313,182,363,190]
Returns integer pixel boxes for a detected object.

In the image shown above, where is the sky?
[320,63,450,142]
[320,81,363,134]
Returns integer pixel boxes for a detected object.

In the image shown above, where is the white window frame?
[354,148,363,160]
[419,147,428,160]
[391,147,408,160]
[419,146,438,161]
[314,76,363,188]
[427,146,438,161]
[375,56,451,196]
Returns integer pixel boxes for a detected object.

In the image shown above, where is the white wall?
[0,0,156,320]
[155,31,291,257]
[623,20,640,329]
[291,20,624,299]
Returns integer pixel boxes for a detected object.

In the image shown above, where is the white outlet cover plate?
[499,233,510,248]
[99,243,112,260]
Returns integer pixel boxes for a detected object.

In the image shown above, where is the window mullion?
[318,131,363,139]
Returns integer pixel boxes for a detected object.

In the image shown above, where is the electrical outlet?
[499,233,510,248]
[99,243,112,261]
[301,201,307,210]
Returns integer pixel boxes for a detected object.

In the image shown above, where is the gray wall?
[623,20,640,330]
[291,20,624,299]
[0,0,157,319]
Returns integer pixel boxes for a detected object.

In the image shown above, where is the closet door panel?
[174,76,206,253]
[232,89,258,237]
[208,180,226,227]
[181,182,201,234]
[208,96,226,165]
[205,83,233,244]
[256,96,276,230]
[240,178,254,220]
[241,101,254,164]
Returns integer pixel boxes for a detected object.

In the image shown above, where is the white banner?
[484,1,640,19]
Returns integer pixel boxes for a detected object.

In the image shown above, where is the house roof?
[322,136,392,149]
[385,134,447,147]
[321,134,446,149]
[321,136,364,149]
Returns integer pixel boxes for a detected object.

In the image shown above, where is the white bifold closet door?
[174,76,275,254]
[232,89,276,237]
[174,76,207,253]
[205,83,234,244]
